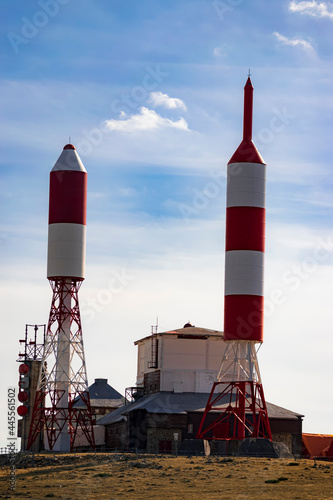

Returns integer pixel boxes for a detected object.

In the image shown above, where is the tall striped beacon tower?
[27,144,95,452]
[197,77,272,442]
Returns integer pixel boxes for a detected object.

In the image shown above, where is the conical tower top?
[228,76,265,165]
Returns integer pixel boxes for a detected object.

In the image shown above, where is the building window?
[188,424,194,434]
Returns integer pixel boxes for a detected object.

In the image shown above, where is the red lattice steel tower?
[197,77,272,442]
[27,144,95,451]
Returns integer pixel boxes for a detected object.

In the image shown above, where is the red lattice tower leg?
[197,342,272,441]
[27,279,95,451]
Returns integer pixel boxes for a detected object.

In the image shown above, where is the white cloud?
[213,47,225,58]
[273,31,314,51]
[213,44,229,58]
[289,0,333,19]
[104,107,189,132]
[149,91,187,111]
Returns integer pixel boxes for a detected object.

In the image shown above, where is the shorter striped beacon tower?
[197,77,272,442]
[27,144,95,452]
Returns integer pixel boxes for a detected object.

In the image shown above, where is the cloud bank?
[149,91,187,111]
[289,1,333,19]
[104,107,189,133]
[273,31,314,51]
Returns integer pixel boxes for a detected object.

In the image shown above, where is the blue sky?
[1,0,333,446]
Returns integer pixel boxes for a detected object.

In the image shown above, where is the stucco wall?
[137,334,225,393]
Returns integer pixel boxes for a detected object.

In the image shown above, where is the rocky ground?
[0,453,332,499]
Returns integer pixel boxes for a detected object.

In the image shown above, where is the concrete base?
[178,439,210,456]
[189,438,293,458]
[238,438,293,458]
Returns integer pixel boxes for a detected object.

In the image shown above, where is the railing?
[124,386,144,404]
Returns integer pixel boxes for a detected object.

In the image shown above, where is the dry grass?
[0,453,332,499]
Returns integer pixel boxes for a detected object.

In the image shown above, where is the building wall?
[106,410,302,456]
[161,336,225,393]
[160,336,223,371]
[271,433,293,452]
[160,369,218,393]
[144,370,161,394]
[93,406,119,422]
[74,425,105,449]
[136,340,149,386]
[137,334,225,394]
[128,409,153,451]
[146,413,186,454]
[147,427,182,454]
[270,418,303,456]
[105,421,128,450]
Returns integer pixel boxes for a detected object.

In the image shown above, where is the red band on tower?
[224,295,264,342]
[49,171,87,225]
[225,206,265,252]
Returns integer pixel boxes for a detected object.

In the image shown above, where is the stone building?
[72,378,124,450]
[99,325,303,455]
[87,378,124,422]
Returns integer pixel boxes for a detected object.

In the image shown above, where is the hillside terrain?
[0,453,332,499]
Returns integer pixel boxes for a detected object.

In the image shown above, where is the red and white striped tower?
[197,77,272,442]
[27,144,95,451]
